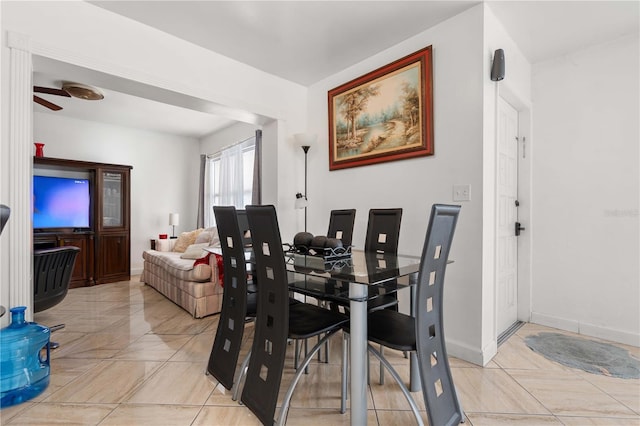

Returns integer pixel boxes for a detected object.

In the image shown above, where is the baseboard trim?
[531,312,640,348]
[446,337,496,367]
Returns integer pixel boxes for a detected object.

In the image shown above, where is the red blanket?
[193,252,224,286]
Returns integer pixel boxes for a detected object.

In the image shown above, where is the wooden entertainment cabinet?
[33,157,132,288]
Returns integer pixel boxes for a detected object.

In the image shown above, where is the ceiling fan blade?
[33,86,71,97]
[34,95,63,111]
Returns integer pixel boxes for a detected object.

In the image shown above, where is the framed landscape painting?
[328,46,433,170]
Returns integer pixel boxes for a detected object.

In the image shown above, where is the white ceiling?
[33,1,639,138]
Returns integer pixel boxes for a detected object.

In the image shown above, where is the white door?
[497,97,520,336]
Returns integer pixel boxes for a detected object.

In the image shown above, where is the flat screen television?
[33,175,91,230]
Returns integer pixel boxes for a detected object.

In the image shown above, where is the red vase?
[34,143,45,158]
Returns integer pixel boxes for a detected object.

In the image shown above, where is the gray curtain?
[251,129,262,205]
[196,154,206,228]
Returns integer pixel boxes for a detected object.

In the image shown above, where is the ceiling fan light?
[62,82,104,100]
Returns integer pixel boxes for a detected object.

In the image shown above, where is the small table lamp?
[169,213,179,238]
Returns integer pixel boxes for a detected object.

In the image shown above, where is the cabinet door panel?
[97,234,130,282]
[58,234,95,287]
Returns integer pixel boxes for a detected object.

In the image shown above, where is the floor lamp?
[294,133,316,232]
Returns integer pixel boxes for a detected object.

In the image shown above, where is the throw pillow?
[194,231,212,245]
[173,228,204,252]
[179,243,210,259]
[206,227,221,247]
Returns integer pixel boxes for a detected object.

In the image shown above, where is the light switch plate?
[453,184,471,201]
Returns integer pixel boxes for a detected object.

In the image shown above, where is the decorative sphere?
[293,232,314,248]
[324,238,343,249]
[310,235,328,249]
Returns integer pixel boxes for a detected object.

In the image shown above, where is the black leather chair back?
[236,209,252,247]
[364,208,402,255]
[415,204,463,426]
[207,206,252,390]
[33,246,80,313]
[0,204,9,235]
[327,209,356,247]
[241,205,289,425]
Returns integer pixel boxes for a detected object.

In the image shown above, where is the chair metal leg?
[232,350,252,402]
[368,344,423,426]
[304,338,309,374]
[49,323,65,349]
[379,344,385,384]
[276,329,342,426]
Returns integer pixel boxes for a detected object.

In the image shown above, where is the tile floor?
[1,278,638,425]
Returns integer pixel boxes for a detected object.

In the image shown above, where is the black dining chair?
[313,208,402,313]
[206,206,257,391]
[240,205,348,426]
[363,208,403,312]
[327,209,356,247]
[0,204,10,235]
[333,208,403,398]
[317,209,355,360]
[344,204,464,425]
[33,246,80,349]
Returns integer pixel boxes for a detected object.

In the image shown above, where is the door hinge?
[515,136,526,158]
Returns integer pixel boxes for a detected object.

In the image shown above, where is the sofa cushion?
[174,228,204,252]
[143,250,211,282]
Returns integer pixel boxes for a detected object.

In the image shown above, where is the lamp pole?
[302,145,309,232]
[294,132,316,233]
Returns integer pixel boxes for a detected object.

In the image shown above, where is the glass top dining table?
[285,249,423,426]
[286,249,421,299]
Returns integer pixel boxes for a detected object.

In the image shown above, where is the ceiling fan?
[33,82,104,111]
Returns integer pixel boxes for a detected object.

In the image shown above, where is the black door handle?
[515,222,525,236]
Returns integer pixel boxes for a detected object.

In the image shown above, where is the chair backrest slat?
[415,204,462,426]
[241,205,289,425]
[364,208,402,255]
[33,246,80,313]
[327,209,356,247]
[207,206,250,390]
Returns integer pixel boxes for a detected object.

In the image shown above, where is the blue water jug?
[0,306,50,408]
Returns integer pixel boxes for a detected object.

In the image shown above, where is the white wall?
[34,112,202,275]
[200,122,259,155]
[307,5,488,363]
[1,1,308,318]
[530,34,640,346]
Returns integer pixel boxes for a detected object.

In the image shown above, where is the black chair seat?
[365,309,415,352]
[289,302,348,339]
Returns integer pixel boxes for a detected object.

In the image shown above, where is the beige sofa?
[141,228,223,318]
